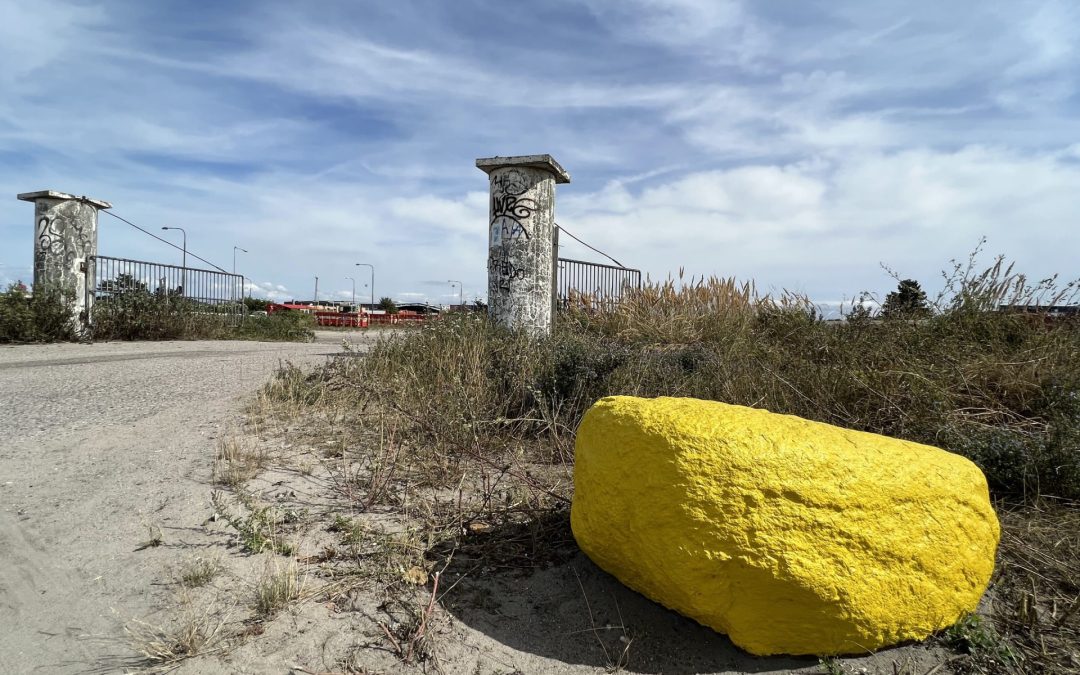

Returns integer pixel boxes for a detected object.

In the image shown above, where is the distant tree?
[378,296,398,314]
[846,293,876,324]
[881,279,931,319]
[99,273,148,294]
[243,296,268,312]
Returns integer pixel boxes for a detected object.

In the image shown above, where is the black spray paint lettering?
[488,252,527,292]
[490,169,536,244]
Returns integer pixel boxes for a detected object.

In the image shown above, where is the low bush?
[231,310,315,342]
[1,279,313,343]
[91,294,314,342]
[0,281,76,343]
[91,292,231,340]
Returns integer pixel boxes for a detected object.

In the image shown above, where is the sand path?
[0,333,362,673]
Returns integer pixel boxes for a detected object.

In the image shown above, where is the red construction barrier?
[314,311,366,327]
[266,303,431,328]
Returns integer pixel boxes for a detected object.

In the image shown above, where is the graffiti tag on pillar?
[490,169,536,244]
[37,216,65,257]
[35,210,93,274]
[488,251,527,292]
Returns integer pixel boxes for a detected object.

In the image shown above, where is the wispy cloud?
[2,0,1078,305]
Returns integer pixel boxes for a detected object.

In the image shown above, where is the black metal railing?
[85,255,244,326]
[556,257,641,309]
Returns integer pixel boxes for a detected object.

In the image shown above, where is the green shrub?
[233,311,315,342]
[91,293,313,342]
[0,284,36,342]
[91,291,225,340]
[0,281,76,343]
[242,296,269,313]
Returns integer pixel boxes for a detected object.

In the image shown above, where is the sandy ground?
[0,332,370,674]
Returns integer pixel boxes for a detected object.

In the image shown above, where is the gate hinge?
[79,261,87,272]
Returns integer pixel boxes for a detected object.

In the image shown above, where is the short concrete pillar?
[476,154,570,335]
[17,190,112,330]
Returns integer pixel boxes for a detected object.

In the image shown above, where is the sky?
[1,0,1078,310]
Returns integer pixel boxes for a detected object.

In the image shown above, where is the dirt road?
[0,334,367,674]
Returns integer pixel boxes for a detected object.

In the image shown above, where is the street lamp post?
[233,246,247,303]
[355,263,374,312]
[346,276,356,308]
[232,246,247,274]
[448,280,463,309]
[161,226,187,295]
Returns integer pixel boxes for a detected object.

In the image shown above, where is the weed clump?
[253,559,305,616]
[0,281,77,343]
[126,606,226,666]
[211,490,296,556]
[179,556,224,588]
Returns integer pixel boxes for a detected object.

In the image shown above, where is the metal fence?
[85,255,245,325]
[556,257,642,310]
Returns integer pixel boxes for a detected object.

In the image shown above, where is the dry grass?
[569,271,759,344]
[179,555,224,588]
[214,436,269,488]
[126,603,227,667]
[985,500,1080,673]
[253,558,306,616]
[935,244,1080,313]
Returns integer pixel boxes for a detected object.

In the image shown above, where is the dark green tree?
[378,296,398,314]
[881,279,930,319]
[243,296,268,312]
[99,273,149,295]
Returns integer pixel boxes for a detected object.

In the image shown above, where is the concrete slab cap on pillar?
[17,190,112,210]
[477,154,569,336]
[476,154,571,184]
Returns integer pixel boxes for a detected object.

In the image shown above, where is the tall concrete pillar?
[17,190,112,330]
[477,154,570,335]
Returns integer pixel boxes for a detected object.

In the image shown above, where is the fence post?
[476,154,570,336]
[551,225,560,319]
[17,190,112,334]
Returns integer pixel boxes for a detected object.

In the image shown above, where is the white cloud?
[2,0,1078,309]
[582,0,770,67]
[560,145,1080,299]
[386,193,488,235]
[0,0,105,85]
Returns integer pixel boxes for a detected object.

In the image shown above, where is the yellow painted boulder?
[571,396,1000,656]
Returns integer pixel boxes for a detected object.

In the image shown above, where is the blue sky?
[2,0,1078,308]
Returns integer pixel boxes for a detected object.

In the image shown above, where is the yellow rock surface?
[571,396,1000,656]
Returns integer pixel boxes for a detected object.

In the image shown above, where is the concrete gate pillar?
[476,154,570,335]
[17,190,112,330]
